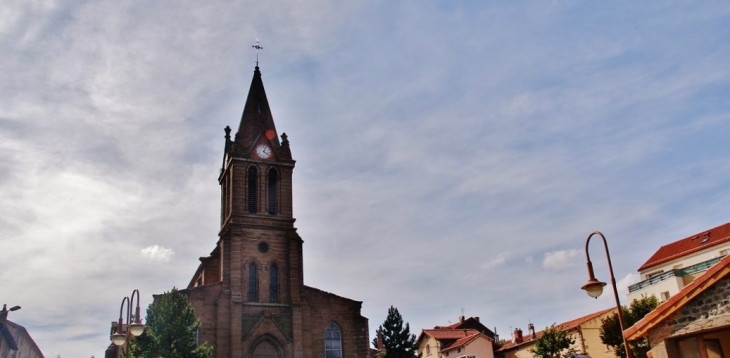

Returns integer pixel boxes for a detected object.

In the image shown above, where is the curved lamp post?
[580,231,632,358]
[111,289,145,354]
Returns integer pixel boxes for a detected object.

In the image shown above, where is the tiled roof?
[497,307,615,352]
[496,332,542,351]
[556,307,615,331]
[422,329,480,340]
[625,254,730,340]
[638,221,730,271]
[440,332,484,352]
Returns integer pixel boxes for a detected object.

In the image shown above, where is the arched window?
[247,166,258,213]
[269,263,278,303]
[325,323,342,358]
[267,168,278,215]
[248,263,258,302]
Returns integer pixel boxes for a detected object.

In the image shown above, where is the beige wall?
[441,336,494,358]
[419,335,494,358]
[574,311,616,358]
[628,243,730,303]
[418,336,441,358]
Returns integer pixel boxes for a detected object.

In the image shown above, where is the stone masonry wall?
[647,276,730,351]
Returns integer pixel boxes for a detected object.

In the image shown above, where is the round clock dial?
[255,144,272,159]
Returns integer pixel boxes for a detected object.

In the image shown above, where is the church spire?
[234,65,280,153]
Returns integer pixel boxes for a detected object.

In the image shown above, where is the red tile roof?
[440,332,484,352]
[497,307,615,352]
[625,254,730,340]
[638,221,730,271]
[422,329,480,340]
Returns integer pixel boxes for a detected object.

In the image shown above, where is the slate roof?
[638,221,730,271]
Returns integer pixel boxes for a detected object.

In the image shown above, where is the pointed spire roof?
[234,66,280,152]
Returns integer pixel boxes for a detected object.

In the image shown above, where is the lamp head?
[581,278,607,299]
[129,322,145,337]
[111,332,127,346]
[9,306,21,312]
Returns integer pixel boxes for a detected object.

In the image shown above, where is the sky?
[2,0,730,356]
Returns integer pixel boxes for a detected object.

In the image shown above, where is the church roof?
[234,66,280,152]
[638,221,730,271]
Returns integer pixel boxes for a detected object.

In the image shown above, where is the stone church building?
[181,65,370,358]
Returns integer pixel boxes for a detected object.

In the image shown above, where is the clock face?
[255,144,272,159]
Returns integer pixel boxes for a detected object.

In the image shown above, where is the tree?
[529,324,577,358]
[600,295,659,358]
[372,306,418,358]
[130,288,213,358]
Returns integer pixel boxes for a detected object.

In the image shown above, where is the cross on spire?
[252,36,263,67]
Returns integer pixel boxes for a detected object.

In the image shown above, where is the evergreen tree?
[372,306,418,358]
[599,295,659,358]
[529,324,577,358]
[130,288,213,358]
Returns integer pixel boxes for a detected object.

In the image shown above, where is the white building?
[627,221,730,303]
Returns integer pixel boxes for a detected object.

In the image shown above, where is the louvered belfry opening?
[267,168,278,215]
[247,166,258,213]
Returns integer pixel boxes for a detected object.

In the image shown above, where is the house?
[0,305,44,358]
[417,328,494,358]
[174,64,370,358]
[624,254,730,358]
[627,221,730,303]
[496,308,615,358]
[417,316,497,358]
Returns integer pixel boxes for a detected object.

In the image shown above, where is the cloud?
[616,272,641,298]
[481,252,511,270]
[542,249,582,270]
[141,245,175,262]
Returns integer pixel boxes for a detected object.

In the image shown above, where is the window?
[247,166,259,213]
[720,249,728,257]
[267,168,279,215]
[426,345,431,355]
[325,323,342,358]
[270,264,278,303]
[660,291,670,301]
[248,263,258,301]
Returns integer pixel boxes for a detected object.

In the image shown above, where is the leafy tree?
[372,306,418,358]
[130,288,213,358]
[529,324,577,358]
[600,295,659,358]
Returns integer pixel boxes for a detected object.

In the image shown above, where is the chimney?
[528,323,536,339]
[459,315,465,324]
[377,329,384,351]
[474,317,479,322]
[513,328,523,343]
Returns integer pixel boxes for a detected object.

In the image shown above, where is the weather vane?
[252,36,263,66]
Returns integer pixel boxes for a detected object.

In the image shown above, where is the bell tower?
[220,65,295,228]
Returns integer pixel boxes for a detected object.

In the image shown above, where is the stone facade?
[646,276,730,357]
[180,66,370,358]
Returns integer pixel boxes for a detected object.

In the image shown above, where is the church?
[181,65,371,358]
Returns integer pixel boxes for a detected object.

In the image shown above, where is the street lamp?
[580,231,633,358]
[111,289,145,354]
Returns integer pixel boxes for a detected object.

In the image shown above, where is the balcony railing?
[628,255,726,293]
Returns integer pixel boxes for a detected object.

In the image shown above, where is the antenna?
[252,36,263,66]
